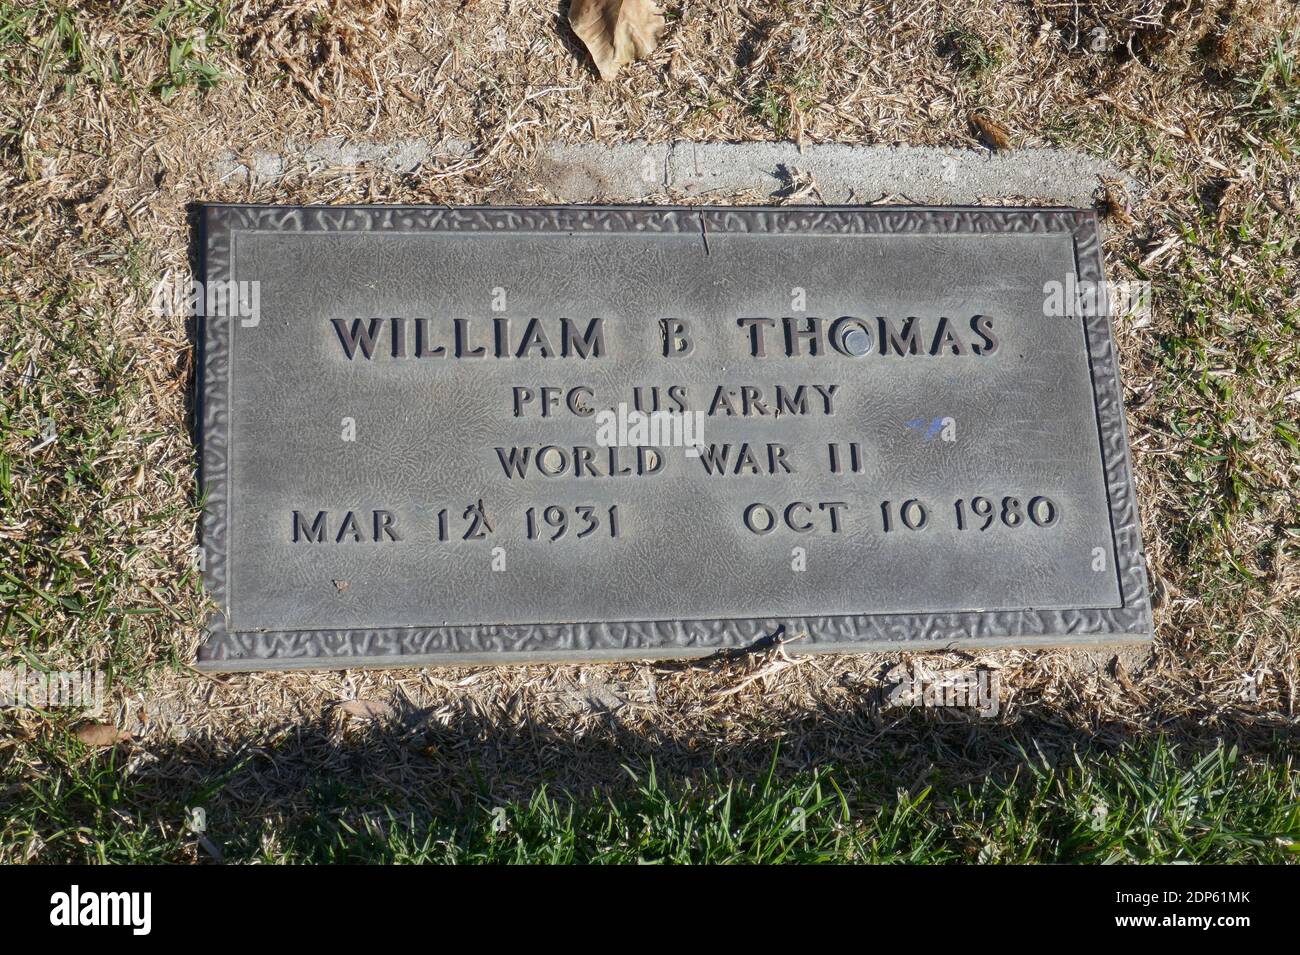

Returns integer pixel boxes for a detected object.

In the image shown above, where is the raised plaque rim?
[196,204,1152,671]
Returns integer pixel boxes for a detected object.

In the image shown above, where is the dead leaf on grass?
[1097,175,1134,225]
[1215,178,1244,228]
[969,112,1012,151]
[335,699,394,721]
[75,723,129,746]
[569,0,666,81]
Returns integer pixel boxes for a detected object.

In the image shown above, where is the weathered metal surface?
[196,205,1150,670]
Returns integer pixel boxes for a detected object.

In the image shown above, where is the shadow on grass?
[153,688,1299,797]
[10,675,1290,863]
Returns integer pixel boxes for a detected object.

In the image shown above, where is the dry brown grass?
[1,0,1297,852]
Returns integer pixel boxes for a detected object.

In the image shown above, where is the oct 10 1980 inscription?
[196,204,1151,671]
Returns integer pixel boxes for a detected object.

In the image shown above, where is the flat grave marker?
[197,205,1151,670]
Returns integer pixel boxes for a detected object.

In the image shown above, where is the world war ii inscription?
[196,205,1151,670]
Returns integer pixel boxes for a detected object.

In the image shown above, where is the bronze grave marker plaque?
[197,205,1151,670]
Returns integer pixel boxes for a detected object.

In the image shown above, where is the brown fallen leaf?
[969,112,1012,151]
[569,0,666,82]
[1215,178,1243,228]
[1097,175,1134,226]
[1208,29,1238,73]
[336,699,394,721]
[75,722,129,747]
[1109,656,1147,704]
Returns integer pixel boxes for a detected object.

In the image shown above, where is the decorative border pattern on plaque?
[197,205,1152,669]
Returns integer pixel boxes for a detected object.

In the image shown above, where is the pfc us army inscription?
[196,204,1151,671]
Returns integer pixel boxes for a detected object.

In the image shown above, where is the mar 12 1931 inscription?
[196,204,1151,671]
